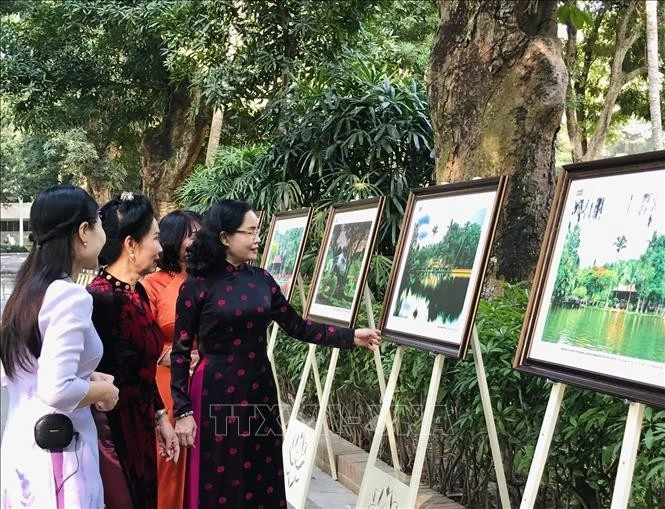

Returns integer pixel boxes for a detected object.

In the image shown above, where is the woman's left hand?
[156,416,180,463]
[353,328,382,351]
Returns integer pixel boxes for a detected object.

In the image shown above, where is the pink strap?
[51,452,64,509]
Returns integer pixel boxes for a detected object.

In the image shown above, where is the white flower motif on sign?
[368,485,399,509]
[286,431,307,488]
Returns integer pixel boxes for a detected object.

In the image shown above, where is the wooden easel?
[267,274,338,476]
[357,326,511,509]
[280,282,400,508]
[520,383,646,508]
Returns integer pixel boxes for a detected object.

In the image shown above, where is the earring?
[130,252,136,262]
[83,241,88,247]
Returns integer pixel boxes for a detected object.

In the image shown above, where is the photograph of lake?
[531,168,665,388]
[384,190,497,346]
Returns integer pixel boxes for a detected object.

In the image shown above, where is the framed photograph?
[304,197,385,327]
[255,210,265,232]
[515,151,665,407]
[379,177,507,358]
[260,208,313,301]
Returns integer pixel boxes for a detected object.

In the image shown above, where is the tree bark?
[205,108,225,166]
[85,176,113,205]
[564,22,585,162]
[428,0,567,282]
[139,90,212,217]
[646,0,663,150]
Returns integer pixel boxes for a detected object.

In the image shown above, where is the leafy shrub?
[0,244,29,253]
[174,144,266,213]
[273,282,665,508]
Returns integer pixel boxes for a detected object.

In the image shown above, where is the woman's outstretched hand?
[353,328,382,351]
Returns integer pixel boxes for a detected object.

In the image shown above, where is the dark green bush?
[0,244,29,253]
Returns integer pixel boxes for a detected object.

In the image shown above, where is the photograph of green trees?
[307,199,384,326]
[314,221,372,309]
[522,161,665,403]
[261,211,311,300]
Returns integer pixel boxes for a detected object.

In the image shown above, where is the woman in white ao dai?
[1,185,118,508]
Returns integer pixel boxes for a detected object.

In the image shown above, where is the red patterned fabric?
[88,271,165,509]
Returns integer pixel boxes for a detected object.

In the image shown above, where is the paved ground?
[0,251,27,273]
[302,467,358,508]
[0,253,24,439]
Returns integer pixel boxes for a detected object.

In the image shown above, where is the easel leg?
[357,345,405,506]
[364,286,401,472]
[295,274,337,477]
[289,344,316,424]
[267,322,287,429]
[471,326,511,508]
[311,347,338,480]
[610,402,645,509]
[520,382,566,509]
[407,353,445,504]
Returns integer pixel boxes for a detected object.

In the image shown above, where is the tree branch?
[584,3,644,160]
[564,21,584,161]
[622,66,648,86]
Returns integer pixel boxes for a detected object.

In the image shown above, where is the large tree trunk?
[140,90,212,217]
[428,0,567,282]
[646,0,663,150]
[86,176,113,205]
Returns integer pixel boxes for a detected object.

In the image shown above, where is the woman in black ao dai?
[171,200,381,509]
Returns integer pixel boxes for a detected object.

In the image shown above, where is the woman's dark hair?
[157,210,202,272]
[1,185,99,378]
[97,192,155,265]
[187,200,252,275]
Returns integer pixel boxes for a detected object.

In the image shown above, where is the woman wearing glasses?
[170,199,381,508]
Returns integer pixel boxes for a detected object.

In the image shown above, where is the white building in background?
[0,201,32,247]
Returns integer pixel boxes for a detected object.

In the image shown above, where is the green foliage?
[274,283,665,507]
[553,224,581,302]
[407,221,482,274]
[0,244,29,253]
[561,0,658,156]
[0,110,101,200]
[351,0,438,79]
[179,60,434,297]
[251,58,435,251]
[1,0,382,197]
[174,145,266,213]
[557,2,594,29]
[637,234,665,306]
